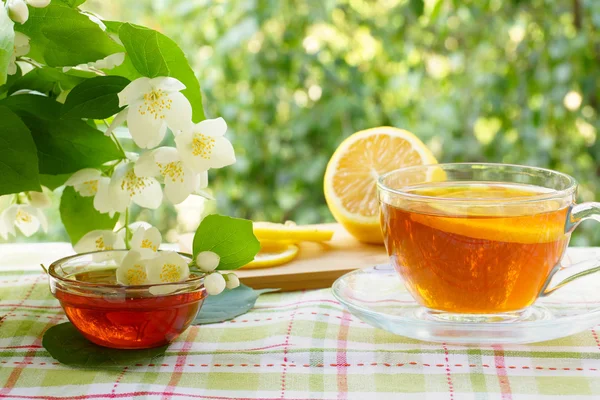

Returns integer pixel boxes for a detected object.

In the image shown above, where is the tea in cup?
[378,163,600,322]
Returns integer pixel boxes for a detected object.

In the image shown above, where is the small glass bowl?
[48,250,206,349]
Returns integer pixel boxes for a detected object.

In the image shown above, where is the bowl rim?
[48,249,204,290]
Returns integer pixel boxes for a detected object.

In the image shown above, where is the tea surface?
[380,182,570,313]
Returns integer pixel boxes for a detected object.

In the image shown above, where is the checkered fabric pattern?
[1,243,600,400]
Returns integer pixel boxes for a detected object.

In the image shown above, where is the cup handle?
[540,202,600,296]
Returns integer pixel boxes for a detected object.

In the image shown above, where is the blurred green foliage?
[47,0,600,244]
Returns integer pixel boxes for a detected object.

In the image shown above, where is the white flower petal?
[28,191,51,209]
[73,230,118,253]
[116,250,149,286]
[209,136,236,169]
[194,117,228,138]
[128,221,152,231]
[163,92,193,133]
[148,283,187,296]
[0,220,9,240]
[204,272,226,296]
[130,226,145,249]
[195,251,220,272]
[66,169,102,197]
[101,52,125,70]
[104,108,128,137]
[164,179,193,204]
[175,130,205,172]
[65,169,102,185]
[118,77,152,107]
[7,61,17,76]
[93,177,118,214]
[127,101,168,149]
[134,150,160,177]
[132,177,163,209]
[14,32,30,56]
[152,146,180,164]
[130,226,161,259]
[150,77,186,93]
[26,0,50,8]
[1,206,17,238]
[176,120,235,172]
[146,251,190,284]
[13,205,40,237]
[224,273,240,289]
[8,0,28,24]
[197,171,209,189]
[33,207,48,232]
[108,165,133,213]
[110,163,163,211]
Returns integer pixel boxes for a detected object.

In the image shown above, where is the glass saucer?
[332,264,600,344]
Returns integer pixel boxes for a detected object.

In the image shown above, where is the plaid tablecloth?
[1,243,600,400]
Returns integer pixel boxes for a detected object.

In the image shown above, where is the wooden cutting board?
[179,223,389,292]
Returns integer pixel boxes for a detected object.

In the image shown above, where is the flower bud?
[195,251,220,272]
[28,191,51,208]
[8,0,29,24]
[224,273,240,289]
[26,0,51,7]
[204,272,226,296]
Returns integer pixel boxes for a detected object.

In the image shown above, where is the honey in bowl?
[50,258,206,350]
[380,182,571,314]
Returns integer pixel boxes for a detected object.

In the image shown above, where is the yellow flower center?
[127,264,148,285]
[121,170,151,197]
[15,210,32,223]
[191,133,215,159]
[83,180,99,194]
[138,89,172,120]
[141,239,157,252]
[159,263,180,282]
[158,161,184,183]
[94,236,113,251]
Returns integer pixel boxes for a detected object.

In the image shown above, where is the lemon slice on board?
[324,127,437,244]
[242,244,299,269]
[253,222,334,243]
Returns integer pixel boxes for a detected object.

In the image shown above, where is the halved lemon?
[253,222,334,243]
[324,127,437,244]
[243,243,299,269]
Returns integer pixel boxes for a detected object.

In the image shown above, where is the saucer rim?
[332,264,600,329]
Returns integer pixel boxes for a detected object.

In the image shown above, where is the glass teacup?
[48,251,206,349]
[378,163,600,322]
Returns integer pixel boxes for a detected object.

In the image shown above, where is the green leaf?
[43,322,167,367]
[103,21,123,34]
[62,76,129,119]
[0,93,62,120]
[118,23,205,122]
[192,214,261,270]
[0,95,121,174]
[429,0,444,21]
[194,284,278,325]
[20,117,122,175]
[0,107,41,195]
[15,3,123,67]
[0,7,14,86]
[55,0,87,7]
[60,186,119,244]
[8,67,87,96]
[410,0,425,16]
[39,174,71,190]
